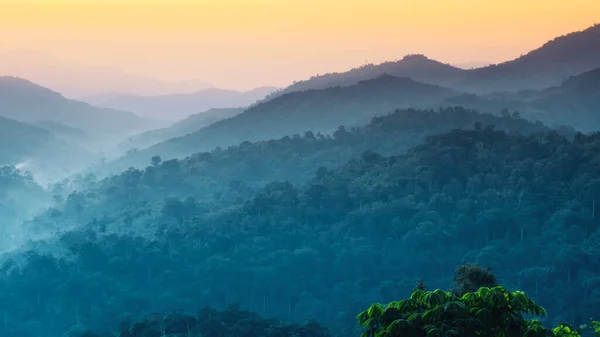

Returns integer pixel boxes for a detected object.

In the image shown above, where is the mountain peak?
[401,54,431,61]
[0,76,64,100]
[0,75,38,87]
[487,23,600,70]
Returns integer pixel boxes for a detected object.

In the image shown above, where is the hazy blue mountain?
[85,86,277,121]
[31,120,87,140]
[0,50,211,98]
[0,116,56,165]
[0,165,50,252]
[266,54,463,99]
[440,68,600,131]
[463,24,600,92]
[118,107,245,151]
[0,76,159,137]
[106,74,456,172]
[0,116,97,182]
[527,67,600,132]
[266,24,600,98]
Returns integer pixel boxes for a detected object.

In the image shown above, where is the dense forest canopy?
[2,113,600,336]
[32,107,553,240]
[79,264,600,337]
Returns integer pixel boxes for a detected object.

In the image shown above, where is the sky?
[0,0,599,92]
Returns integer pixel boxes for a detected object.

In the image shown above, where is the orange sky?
[0,0,598,91]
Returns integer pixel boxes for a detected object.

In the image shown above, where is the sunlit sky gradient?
[1,0,599,90]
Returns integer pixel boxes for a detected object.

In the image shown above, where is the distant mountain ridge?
[109,66,600,174]
[85,86,277,121]
[118,107,245,151]
[0,76,158,137]
[463,24,600,91]
[105,74,456,172]
[438,67,600,132]
[0,50,211,97]
[267,24,600,98]
[268,54,462,99]
[31,120,87,138]
[0,115,97,181]
[527,67,600,131]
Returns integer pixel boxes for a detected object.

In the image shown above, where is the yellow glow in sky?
[0,0,598,90]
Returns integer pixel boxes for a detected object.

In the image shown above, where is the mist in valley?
[1,2,600,337]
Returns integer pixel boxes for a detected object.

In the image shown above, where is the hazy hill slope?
[0,76,156,136]
[0,116,56,164]
[267,24,600,98]
[41,107,552,235]
[434,67,600,132]
[527,67,600,132]
[0,116,97,181]
[267,54,463,99]
[118,107,245,151]
[87,86,277,121]
[111,75,457,168]
[31,120,87,141]
[6,118,589,336]
[0,50,211,98]
[463,24,600,92]
[0,166,50,252]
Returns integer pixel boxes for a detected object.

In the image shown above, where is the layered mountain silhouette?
[106,74,456,171]
[268,24,600,98]
[463,24,600,92]
[110,66,600,174]
[0,76,158,137]
[268,54,462,98]
[0,50,211,97]
[31,120,87,141]
[527,68,600,131]
[84,87,277,121]
[440,67,600,131]
[119,107,245,151]
[0,116,97,181]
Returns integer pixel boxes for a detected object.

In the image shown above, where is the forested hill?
[0,166,49,251]
[438,67,600,132]
[67,107,554,233]
[0,76,155,136]
[118,107,245,152]
[2,108,592,336]
[529,67,600,132]
[107,75,456,173]
[0,116,61,164]
[0,116,97,181]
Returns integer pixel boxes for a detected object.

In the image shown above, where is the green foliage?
[358,286,548,337]
[452,263,498,296]
[552,320,600,337]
